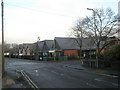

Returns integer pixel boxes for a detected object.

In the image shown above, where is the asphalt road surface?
[5,58,119,88]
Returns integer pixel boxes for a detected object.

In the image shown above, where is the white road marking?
[86,83,99,88]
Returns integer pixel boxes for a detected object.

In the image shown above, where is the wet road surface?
[5,58,119,88]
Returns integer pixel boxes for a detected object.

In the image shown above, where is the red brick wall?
[64,50,78,56]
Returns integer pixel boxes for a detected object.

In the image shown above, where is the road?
[5,58,119,88]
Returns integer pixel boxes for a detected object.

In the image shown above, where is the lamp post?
[87,8,99,69]
[87,8,101,20]
[36,37,40,60]
[1,0,4,74]
[87,8,94,11]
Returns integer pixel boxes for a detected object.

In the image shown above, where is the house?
[8,43,19,58]
[35,40,54,60]
[105,37,120,50]
[15,36,119,61]
[34,37,98,60]
[18,43,35,56]
[54,37,79,57]
[53,37,97,59]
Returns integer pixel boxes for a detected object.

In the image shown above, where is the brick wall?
[64,50,78,56]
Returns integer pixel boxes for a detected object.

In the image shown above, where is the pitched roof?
[45,40,54,50]
[37,41,44,51]
[54,37,96,50]
[79,38,96,50]
[55,37,79,50]
[37,40,53,52]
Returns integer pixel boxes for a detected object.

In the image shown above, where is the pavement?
[64,61,119,78]
[2,60,120,88]
[2,70,30,89]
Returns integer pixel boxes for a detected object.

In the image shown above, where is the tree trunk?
[79,46,82,60]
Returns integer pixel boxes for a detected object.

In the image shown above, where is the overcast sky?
[0,0,119,44]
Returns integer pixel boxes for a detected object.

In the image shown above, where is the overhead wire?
[4,2,75,19]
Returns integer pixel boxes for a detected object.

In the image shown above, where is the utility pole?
[1,0,4,74]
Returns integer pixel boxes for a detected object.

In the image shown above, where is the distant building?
[35,40,54,60]
[53,37,97,59]
[8,36,119,60]
[18,43,35,56]
[35,37,113,60]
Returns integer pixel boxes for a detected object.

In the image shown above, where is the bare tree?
[87,39,95,59]
[85,8,118,68]
[71,18,87,60]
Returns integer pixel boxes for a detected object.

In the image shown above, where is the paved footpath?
[2,71,30,88]
[65,60,119,78]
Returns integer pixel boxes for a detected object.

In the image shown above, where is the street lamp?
[87,8,101,20]
[87,8,99,69]
[87,8,96,18]
[87,8,94,11]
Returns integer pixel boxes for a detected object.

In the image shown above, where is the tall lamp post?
[1,0,4,74]
[87,8,99,69]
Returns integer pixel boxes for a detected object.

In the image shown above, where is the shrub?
[103,45,120,61]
